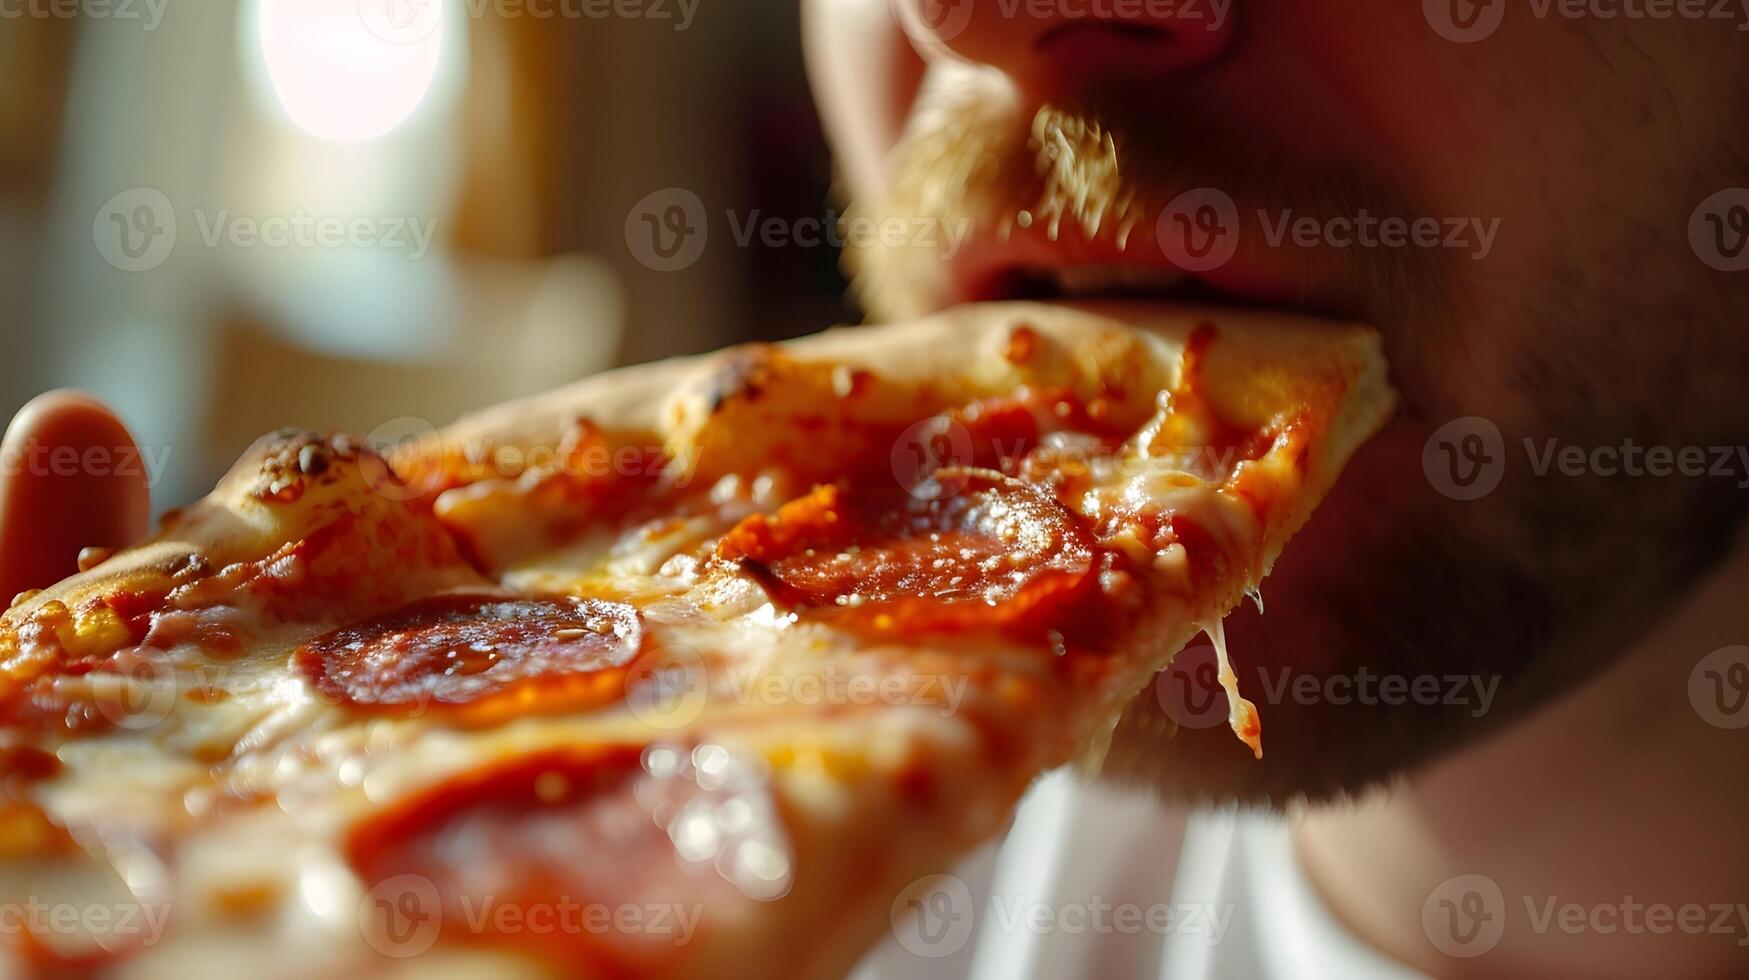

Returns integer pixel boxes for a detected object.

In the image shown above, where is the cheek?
[1248,0,1505,211]
[1244,4,1629,428]
[802,0,926,201]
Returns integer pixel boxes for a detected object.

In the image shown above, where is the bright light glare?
[254,0,445,143]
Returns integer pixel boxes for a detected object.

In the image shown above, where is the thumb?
[0,392,153,604]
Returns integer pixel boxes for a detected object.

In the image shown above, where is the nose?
[894,0,1238,97]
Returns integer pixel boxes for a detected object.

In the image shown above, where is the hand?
[0,392,151,602]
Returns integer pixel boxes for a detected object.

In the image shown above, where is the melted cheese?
[1204,618,1262,759]
[0,305,1391,976]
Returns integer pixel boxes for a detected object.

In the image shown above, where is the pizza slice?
[0,301,1392,978]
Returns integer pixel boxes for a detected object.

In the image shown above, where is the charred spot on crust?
[702,344,785,415]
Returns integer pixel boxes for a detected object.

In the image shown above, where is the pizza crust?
[428,301,1389,490]
[5,303,1387,638]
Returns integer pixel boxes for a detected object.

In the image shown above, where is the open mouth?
[955,257,1354,326]
[933,195,1332,317]
[966,263,1238,307]
[937,208,1365,323]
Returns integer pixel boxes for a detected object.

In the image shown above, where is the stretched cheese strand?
[1206,617,1262,759]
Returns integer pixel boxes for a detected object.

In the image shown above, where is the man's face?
[805,0,1749,801]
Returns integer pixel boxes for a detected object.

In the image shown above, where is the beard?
[842,70,1749,805]
[842,70,1450,329]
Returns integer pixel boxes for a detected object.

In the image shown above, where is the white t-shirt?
[853,770,1423,980]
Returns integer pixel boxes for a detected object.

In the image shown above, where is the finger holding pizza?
[0,391,150,604]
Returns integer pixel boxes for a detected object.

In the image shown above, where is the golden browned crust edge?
[1,431,429,630]
[3,302,1394,649]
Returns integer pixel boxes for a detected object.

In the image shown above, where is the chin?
[842,89,1749,805]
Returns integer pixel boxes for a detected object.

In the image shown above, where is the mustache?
[845,83,1455,326]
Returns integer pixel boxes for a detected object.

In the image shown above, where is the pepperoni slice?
[347,747,749,973]
[295,595,641,722]
[715,474,1096,634]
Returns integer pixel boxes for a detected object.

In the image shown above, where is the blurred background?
[0,0,855,509]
